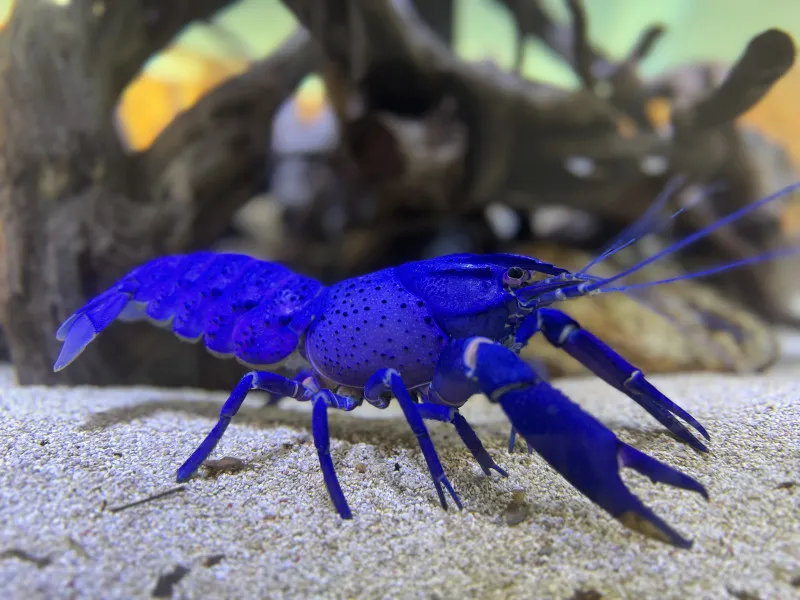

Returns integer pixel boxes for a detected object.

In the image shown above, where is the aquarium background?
[1,0,798,156]
[137,1,800,160]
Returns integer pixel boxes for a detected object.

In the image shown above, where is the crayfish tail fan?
[53,292,131,371]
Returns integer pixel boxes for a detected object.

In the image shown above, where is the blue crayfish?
[53,181,800,549]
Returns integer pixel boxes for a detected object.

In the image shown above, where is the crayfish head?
[394,253,571,333]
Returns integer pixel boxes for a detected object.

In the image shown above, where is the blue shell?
[304,267,447,388]
[54,253,324,371]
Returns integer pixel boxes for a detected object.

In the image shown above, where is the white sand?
[0,352,798,599]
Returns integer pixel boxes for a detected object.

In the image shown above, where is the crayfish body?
[54,249,712,548]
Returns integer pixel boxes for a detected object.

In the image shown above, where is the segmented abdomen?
[54,253,325,371]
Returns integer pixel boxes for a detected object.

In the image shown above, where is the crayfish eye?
[503,266,527,287]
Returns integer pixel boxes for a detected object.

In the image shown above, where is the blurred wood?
[670,30,796,136]
[741,63,800,167]
[117,51,250,151]
[0,1,318,386]
[410,0,454,46]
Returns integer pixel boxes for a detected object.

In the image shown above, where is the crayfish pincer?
[57,183,800,547]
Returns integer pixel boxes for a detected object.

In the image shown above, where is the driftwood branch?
[282,0,794,216]
[409,0,454,46]
[98,0,240,101]
[138,29,318,252]
[670,29,796,136]
[0,1,318,386]
[283,0,625,212]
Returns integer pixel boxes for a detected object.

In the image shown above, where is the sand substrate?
[0,360,798,599]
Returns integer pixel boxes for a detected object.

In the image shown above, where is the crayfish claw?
[460,338,704,548]
[497,386,703,547]
[618,442,709,500]
[534,308,710,452]
[616,504,695,549]
[623,377,710,452]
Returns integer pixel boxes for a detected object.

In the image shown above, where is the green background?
[0,1,797,86]
[154,0,800,87]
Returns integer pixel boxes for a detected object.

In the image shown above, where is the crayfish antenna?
[578,174,688,274]
[592,244,800,295]
[582,179,800,294]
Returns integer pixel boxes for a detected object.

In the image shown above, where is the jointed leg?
[262,368,314,407]
[177,371,308,482]
[311,389,360,519]
[365,369,462,510]
[177,368,361,519]
[415,402,508,477]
